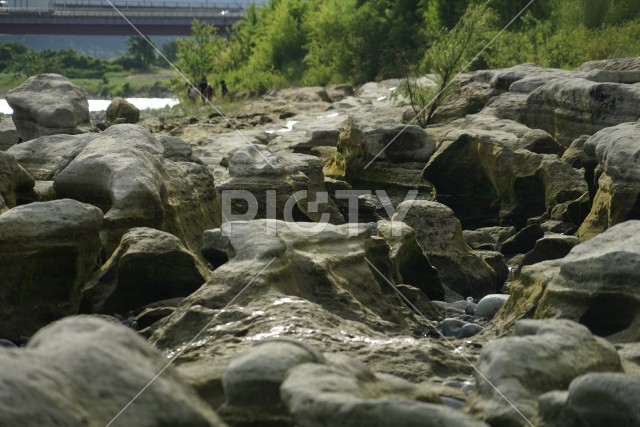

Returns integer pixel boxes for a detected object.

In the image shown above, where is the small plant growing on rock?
[397,4,497,127]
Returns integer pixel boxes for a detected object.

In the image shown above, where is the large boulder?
[81,227,209,315]
[106,97,140,125]
[7,132,97,180]
[281,353,488,427]
[0,151,34,212]
[521,78,640,146]
[467,319,622,426]
[6,74,91,141]
[578,122,640,240]
[394,200,501,298]
[337,115,436,163]
[216,145,344,224]
[536,220,640,342]
[0,316,226,426]
[0,199,103,340]
[423,117,586,227]
[150,220,467,406]
[41,124,219,253]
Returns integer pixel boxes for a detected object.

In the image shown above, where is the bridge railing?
[52,0,246,10]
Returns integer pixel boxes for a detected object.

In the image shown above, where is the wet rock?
[474,294,509,320]
[106,97,140,125]
[281,353,489,427]
[0,151,34,212]
[6,73,91,141]
[395,200,500,299]
[0,199,103,340]
[467,319,622,426]
[376,220,443,300]
[442,318,484,339]
[0,316,226,427]
[81,227,208,315]
[578,122,640,240]
[500,223,544,255]
[150,219,469,399]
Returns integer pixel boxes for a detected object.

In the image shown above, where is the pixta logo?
[220,189,418,236]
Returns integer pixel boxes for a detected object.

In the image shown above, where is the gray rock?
[281,354,489,427]
[6,73,91,141]
[500,223,544,255]
[538,391,583,427]
[7,132,97,180]
[338,115,436,163]
[468,319,621,426]
[376,220,443,300]
[0,151,34,211]
[474,294,509,319]
[442,318,483,339]
[157,135,194,161]
[81,227,209,314]
[106,96,140,124]
[518,234,580,273]
[578,122,640,240]
[567,373,640,427]
[521,78,640,146]
[561,135,590,168]
[51,124,219,253]
[537,220,640,342]
[395,200,499,298]
[0,316,226,427]
[424,118,586,226]
[216,145,344,225]
[463,226,516,251]
[219,339,323,424]
[0,118,18,150]
[0,199,103,340]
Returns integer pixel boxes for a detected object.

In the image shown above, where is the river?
[0,98,180,115]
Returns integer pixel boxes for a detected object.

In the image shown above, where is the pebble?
[474,294,509,319]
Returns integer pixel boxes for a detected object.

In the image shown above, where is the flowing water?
[0,98,180,115]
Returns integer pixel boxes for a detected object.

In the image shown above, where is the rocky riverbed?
[1,61,640,427]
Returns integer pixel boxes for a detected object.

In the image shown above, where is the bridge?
[0,0,246,35]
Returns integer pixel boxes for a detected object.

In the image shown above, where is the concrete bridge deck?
[0,1,245,35]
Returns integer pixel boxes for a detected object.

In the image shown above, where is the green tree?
[175,20,226,85]
[398,3,497,127]
[125,36,156,71]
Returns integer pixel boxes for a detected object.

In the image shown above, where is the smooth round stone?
[0,339,17,348]
[458,323,484,338]
[442,318,469,337]
[474,294,509,319]
[442,319,484,338]
[441,396,465,410]
[450,300,477,312]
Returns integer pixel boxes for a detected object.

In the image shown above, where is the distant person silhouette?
[221,80,229,97]
[199,76,208,102]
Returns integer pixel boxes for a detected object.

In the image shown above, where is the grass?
[0,67,175,99]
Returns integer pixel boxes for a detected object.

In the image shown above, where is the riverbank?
[0,68,175,99]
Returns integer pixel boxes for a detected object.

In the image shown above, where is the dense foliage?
[2,0,639,98]
[185,0,640,95]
